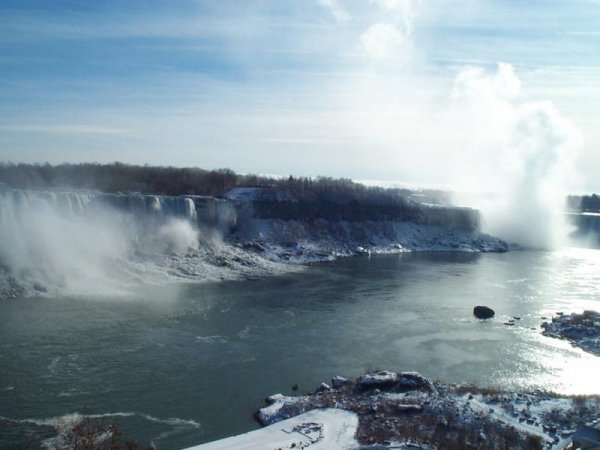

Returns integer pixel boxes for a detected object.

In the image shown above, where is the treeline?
[567,194,600,213]
[0,162,413,206]
[0,162,238,196]
[252,200,422,223]
[581,194,600,212]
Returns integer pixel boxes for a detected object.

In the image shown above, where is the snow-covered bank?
[183,409,359,450]
[0,217,506,299]
[233,218,508,265]
[250,371,600,450]
[0,187,508,299]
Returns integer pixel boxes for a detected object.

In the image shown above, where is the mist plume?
[451,64,582,249]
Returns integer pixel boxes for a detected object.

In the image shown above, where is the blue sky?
[1,0,599,191]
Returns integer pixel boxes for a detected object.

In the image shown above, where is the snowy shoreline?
[234,218,509,266]
[189,371,600,450]
[1,215,508,300]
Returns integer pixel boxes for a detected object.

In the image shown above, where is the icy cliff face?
[0,188,506,300]
[233,218,507,265]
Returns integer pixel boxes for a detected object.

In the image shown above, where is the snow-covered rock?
[331,376,350,389]
[357,371,398,390]
[257,393,309,426]
[356,371,434,393]
[396,372,434,392]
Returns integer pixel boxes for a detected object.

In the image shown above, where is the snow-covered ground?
[243,371,600,450]
[182,409,359,450]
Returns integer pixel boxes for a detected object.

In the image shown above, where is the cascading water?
[0,188,205,299]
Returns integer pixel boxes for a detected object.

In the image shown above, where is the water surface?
[1,249,600,448]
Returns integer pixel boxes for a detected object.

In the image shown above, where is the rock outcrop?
[542,310,600,356]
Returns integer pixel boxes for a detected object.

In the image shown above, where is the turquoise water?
[1,249,600,449]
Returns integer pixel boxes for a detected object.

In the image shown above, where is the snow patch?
[183,409,359,450]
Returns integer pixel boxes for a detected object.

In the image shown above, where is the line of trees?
[0,162,414,207]
[567,194,600,213]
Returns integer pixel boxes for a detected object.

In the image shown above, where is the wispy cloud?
[357,0,423,58]
[370,0,422,35]
[0,124,128,135]
[317,0,350,22]
[563,30,600,36]
[360,23,406,58]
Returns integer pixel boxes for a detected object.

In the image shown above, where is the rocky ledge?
[235,219,508,266]
[542,310,600,356]
[256,371,600,449]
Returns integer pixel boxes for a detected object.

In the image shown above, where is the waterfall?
[89,193,198,223]
[0,188,209,298]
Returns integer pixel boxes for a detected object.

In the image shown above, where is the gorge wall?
[0,187,503,299]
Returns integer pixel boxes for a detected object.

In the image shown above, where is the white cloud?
[317,0,350,22]
[357,0,423,58]
[0,124,128,135]
[360,23,405,58]
[371,0,404,9]
[370,0,421,35]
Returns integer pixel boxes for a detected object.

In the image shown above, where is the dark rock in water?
[474,306,495,319]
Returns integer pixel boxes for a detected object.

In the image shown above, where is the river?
[1,249,600,449]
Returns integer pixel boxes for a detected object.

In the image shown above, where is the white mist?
[0,191,201,296]
[450,64,582,249]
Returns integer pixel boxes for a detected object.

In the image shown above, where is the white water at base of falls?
[0,189,205,298]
